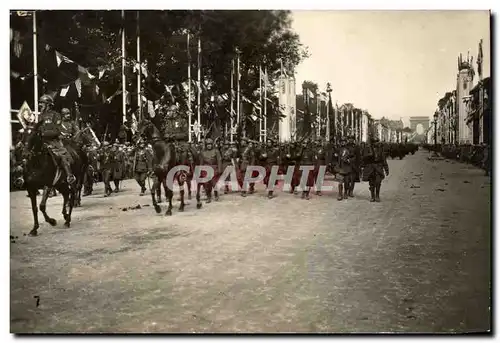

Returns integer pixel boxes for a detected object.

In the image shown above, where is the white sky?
[292,10,490,124]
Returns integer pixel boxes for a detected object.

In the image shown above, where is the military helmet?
[39,94,54,105]
[61,108,71,115]
[205,138,213,144]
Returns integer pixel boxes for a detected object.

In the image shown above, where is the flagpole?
[33,10,38,117]
[136,11,141,123]
[187,32,192,143]
[326,96,330,141]
[316,94,320,137]
[197,36,201,141]
[236,49,240,130]
[121,10,126,124]
[264,67,268,142]
[230,58,234,143]
[259,66,262,142]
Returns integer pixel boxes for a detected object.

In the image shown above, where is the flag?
[148,100,155,118]
[74,78,82,97]
[60,84,70,97]
[55,51,73,67]
[87,125,100,146]
[12,30,22,58]
[141,63,148,78]
[98,69,105,79]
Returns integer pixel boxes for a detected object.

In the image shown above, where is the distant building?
[456,53,475,144]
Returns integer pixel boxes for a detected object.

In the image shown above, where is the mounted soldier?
[59,108,79,142]
[34,95,75,184]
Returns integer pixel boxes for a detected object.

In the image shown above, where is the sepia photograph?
[9,8,492,334]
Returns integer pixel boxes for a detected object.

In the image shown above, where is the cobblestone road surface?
[10,150,491,333]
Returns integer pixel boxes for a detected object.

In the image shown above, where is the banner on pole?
[17,101,36,128]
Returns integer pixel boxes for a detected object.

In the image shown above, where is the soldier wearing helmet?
[134,140,153,195]
[35,94,76,184]
[200,137,222,202]
[60,108,79,141]
[362,136,389,202]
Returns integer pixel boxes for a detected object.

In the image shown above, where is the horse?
[15,128,87,236]
[136,120,178,215]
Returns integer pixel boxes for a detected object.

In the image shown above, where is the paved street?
[10,149,491,333]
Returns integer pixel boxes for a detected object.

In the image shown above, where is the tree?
[12,10,309,140]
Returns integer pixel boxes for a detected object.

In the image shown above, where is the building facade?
[456,53,475,144]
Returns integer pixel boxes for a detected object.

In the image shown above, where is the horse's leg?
[205,181,212,204]
[196,182,202,209]
[151,176,161,213]
[63,187,75,228]
[157,181,162,203]
[177,175,185,212]
[39,186,57,227]
[187,170,193,200]
[28,187,40,236]
[164,178,173,216]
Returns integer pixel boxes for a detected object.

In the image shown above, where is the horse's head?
[20,127,43,158]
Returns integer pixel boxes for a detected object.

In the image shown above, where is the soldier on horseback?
[60,108,79,141]
[35,94,76,184]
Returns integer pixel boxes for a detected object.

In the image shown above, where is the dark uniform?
[134,142,153,195]
[200,138,222,202]
[59,108,79,142]
[35,95,75,184]
[333,138,355,201]
[300,141,315,200]
[82,145,98,196]
[362,138,389,202]
[99,142,115,197]
[239,140,256,196]
[313,140,327,196]
[263,140,280,199]
[346,136,361,197]
[290,142,303,194]
[221,142,237,194]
